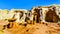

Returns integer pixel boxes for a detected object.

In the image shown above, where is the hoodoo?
[0,5,60,23]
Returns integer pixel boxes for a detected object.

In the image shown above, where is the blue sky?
[0,0,60,10]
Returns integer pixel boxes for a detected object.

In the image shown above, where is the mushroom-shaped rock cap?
[10,9,28,13]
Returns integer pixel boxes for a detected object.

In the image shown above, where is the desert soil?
[1,22,60,34]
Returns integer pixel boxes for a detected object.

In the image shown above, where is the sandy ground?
[0,22,59,34]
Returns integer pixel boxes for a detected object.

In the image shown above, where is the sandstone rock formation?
[0,5,60,34]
